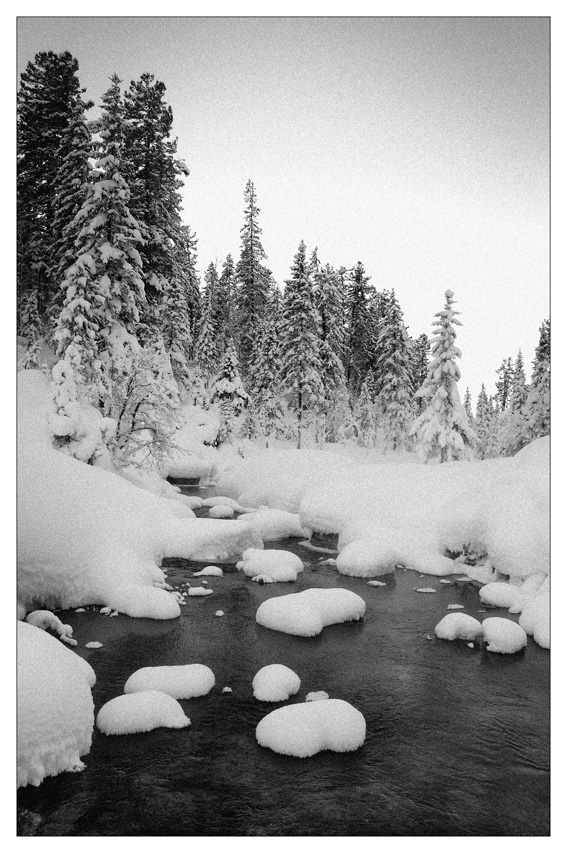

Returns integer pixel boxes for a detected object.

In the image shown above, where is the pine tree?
[247,292,285,439]
[345,261,375,394]
[410,290,478,462]
[18,51,89,328]
[210,339,249,442]
[313,262,347,402]
[496,350,529,456]
[194,289,219,392]
[410,333,430,413]
[375,294,416,451]
[123,73,188,330]
[522,319,550,444]
[327,380,358,444]
[218,254,237,345]
[475,384,493,459]
[495,357,514,412]
[280,241,325,448]
[53,74,146,413]
[235,180,272,372]
[463,387,474,426]
[355,374,376,447]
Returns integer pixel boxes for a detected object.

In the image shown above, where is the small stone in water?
[467,642,474,648]
[100,606,112,615]
[110,610,119,617]
[447,604,465,610]
[414,587,436,594]
[215,610,224,617]
[439,580,452,585]
[201,580,209,585]
[426,635,432,641]
[188,587,213,597]
[85,641,103,649]
[367,580,386,587]
[222,686,233,694]
[75,608,85,613]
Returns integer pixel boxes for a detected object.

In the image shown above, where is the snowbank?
[252,665,301,702]
[256,699,366,757]
[237,549,304,583]
[96,690,191,735]
[124,665,215,699]
[18,370,262,618]
[256,588,365,637]
[18,622,95,788]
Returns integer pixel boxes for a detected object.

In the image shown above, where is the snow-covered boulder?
[244,509,312,541]
[110,585,181,620]
[479,582,521,610]
[208,505,235,519]
[193,566,224,577]
[434,613,483,641]
[256,699,366,757]
[481,617,528,654]
[336,537,398,577]
[124,665,215,699]
[96,691,191,735]
[237,548,304,583]
[18,622,96,788]
[256,588,365,637]
[252,665,301,702]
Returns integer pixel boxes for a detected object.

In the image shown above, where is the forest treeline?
[17,52,550,464]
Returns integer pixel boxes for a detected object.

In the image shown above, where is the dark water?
[18,490,550,836]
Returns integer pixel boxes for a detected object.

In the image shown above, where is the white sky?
[16,14,549,403]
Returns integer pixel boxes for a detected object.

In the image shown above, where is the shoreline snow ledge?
[18,371,261,618]
[18,622,96,788]
[256,699,366,757]
[256,588,365,637]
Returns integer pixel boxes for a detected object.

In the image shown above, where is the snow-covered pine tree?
[496,350,529,456]
[463,387,474,426]
[18,51,89,329]
[210,339,250,443]
[495,357,514,412]
[409,333,430,413]
[327,379,358,444]
[475,384,493,459]
[176,224,201,344]
[312,262,347,402]
[53,74,146,415]
[521,319,550,445]
[375,294,416,451]
[218,254,237,346]
[410,290,478,462]
[280,241,325,448]
[235,180,272,373]
[123,73,188,333]
[247,291,285,440]
[355,373,376,447]
[194,289,219,395]
[345,261,375,395]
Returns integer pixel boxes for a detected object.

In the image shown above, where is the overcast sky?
[17,16,549,402]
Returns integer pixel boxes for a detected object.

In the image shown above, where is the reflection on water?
[18,512,549,836]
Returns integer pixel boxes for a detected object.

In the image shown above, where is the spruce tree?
[17,51,89,328]
[235,180,272,372]
[410,290,478,462]
[313,262,347,403]
[345,261,375,394]
[355,374,377,447]
[280,241,325,448]
[218,254,237,345]
[375,294,416,451]
[327,380,358,444]
[495,356,514,412]
[410,333,430,413]
[463,387,474,426]
[522,319,550,444]
[497,350,529,456]
[210,339,249,442]
[247,291,285,439]
[475,384,493,459]
[194,290,219,392]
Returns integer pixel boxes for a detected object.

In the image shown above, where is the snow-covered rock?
[336,537,397,577]
[209,505,235,519]
[244,508,312,541]
[481,617,528,654]
[252,665,301,702]
[256,699,366,757]
[237,548,304,583]
[124,665,215,699]
[479,582,521,610]
[18,622,95,788]
[434,613,483,641]
[256,588,365,637]
[187,586,213,597]
[96,691,191,735]
[193,566,224,577]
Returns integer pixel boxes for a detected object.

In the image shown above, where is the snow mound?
[336,537,398,578]
[434,613,483,641]
[96,690,191,735]
[110,585,181,619]
[256,588,365,637]
[482,617,528,654]
[252,665,301,702]
[209,505,235,519]
[124,664,215,699]
[237,548,304,583]
[479,582,521,610]
[244,509,312,541]
[256,699,366,757]
[18,622,95,788]
[25,610,76,645]
[188,587,213,597]
[193,566,223,577]
[85,641,103,649]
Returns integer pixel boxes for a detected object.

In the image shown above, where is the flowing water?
[17,487,550,836]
